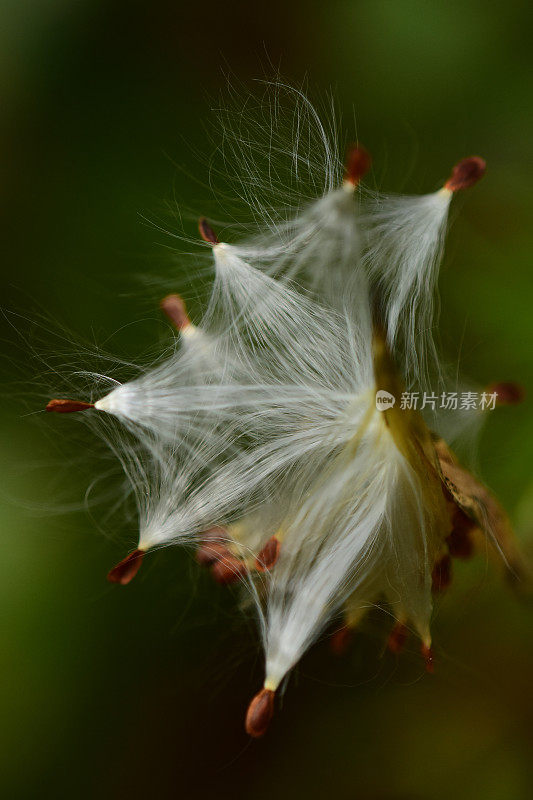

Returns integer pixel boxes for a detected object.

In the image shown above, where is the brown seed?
[345,144,372,186]
[245,688,275,738]
[387,622,408,654]
[421,643,434,674]
[255,535,281,572]
[432,554,452,593]
[210,556,247,585]
[444,156,486,192]
[447,508,475,559]
[329,624,354,656]
[160,294,191,331]
[196,527,231,565]
[107,549,145,585]
[198,217,219,245]
[45,399,94,414]
[486,381,525,406]
[196,541,233,567]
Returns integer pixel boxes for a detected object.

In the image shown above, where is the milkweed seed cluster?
[44,85,527,737]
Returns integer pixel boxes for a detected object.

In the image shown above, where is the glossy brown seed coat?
[160,294,191,330]
[245,688,275,738]
[421,643,434,673]
[196,541,233,567]
[447,508,475,559]
[387,622,408,654]
[46,399,94,414]
[329,624,354,656]
[107,549,145,585]
[444,156,486,192]
[345,144,372,186]
[198,217,219,245]
[486,381,525,406]
[255,536,281,572]
[210,556,247,585]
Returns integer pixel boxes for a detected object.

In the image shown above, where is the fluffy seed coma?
[107,549,145,585]
[36,83,526,736]
[45,399,95,413]
[444,156,486,193]
[245,688,275,738]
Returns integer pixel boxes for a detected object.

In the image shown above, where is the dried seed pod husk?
[434,437,531,593]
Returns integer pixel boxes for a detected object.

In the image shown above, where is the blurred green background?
[1,1,532,798]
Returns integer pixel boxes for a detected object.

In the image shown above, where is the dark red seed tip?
[387,622,409,654]
[447,508,475,559]
[486,381,525,406]
[329,624,354,656]
[345,144,372,186]
[196,542,231,567]
[196,527,230,565]
[160,294,191,331]
[107,549,145,585]
[432,554,453,593]
[245,688,275,738]
[255,536,281,572]
[421,643,434,674]
[198,217,219,245]
[445,156,486,192]
[46,399,94,414]
[210,556,247,585]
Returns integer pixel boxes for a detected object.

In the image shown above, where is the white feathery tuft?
[36,82,501,733]
[363,188,452,388]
